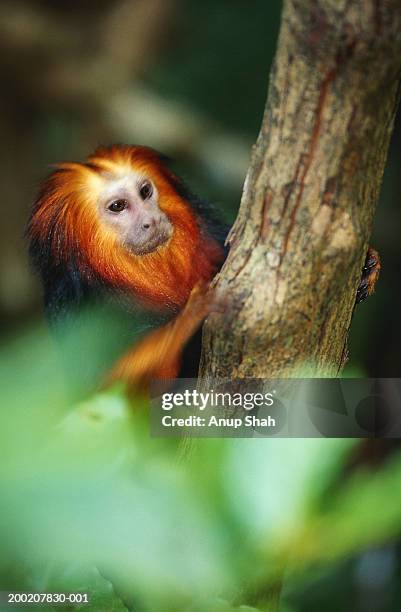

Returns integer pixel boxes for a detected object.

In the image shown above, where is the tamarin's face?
[97,171,173,255]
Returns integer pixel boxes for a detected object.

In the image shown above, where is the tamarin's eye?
[139,180,153,200]
[108,199,128,213]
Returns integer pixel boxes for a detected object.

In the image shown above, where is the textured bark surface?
[200,0,401,380]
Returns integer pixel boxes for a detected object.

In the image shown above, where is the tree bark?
[200,0,401,381]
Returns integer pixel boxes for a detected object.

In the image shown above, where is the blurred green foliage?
[2,327,401,611]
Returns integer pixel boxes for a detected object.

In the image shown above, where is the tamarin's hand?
[356,247,381,304]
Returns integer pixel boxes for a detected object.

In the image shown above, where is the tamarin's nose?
[142,215,161,230]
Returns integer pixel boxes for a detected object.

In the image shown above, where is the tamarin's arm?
[105,283,214,389]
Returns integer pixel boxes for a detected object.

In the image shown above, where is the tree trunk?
[200,0,401,381]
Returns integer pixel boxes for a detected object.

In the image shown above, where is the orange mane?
[28,145,224,311]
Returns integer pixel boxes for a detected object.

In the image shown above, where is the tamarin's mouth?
[127,225,173,256]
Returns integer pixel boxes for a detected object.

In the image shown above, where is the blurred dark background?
[0,0,399,377]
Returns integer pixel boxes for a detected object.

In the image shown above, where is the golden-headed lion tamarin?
[27,145,227,394]
[27,144,380,396]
